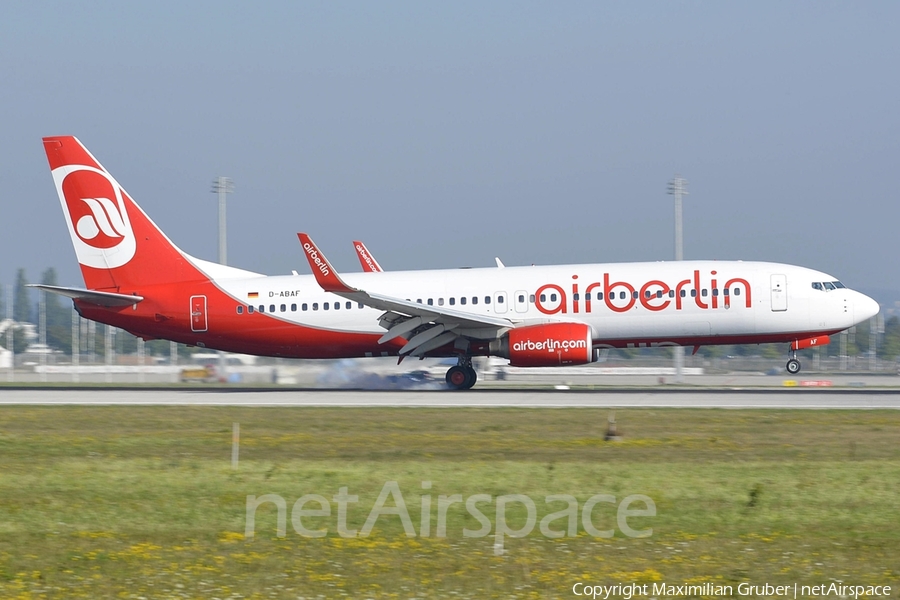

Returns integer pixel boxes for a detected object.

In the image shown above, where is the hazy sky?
[2,2,898,299]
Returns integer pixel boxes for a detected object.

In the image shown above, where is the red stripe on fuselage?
[75,279,405,359]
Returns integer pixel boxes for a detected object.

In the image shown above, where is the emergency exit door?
[770,275,787,312]
[191,295,208,332]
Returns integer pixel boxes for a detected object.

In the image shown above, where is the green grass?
[0,406,898,598]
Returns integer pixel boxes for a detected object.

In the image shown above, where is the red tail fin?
[43,136,204,292]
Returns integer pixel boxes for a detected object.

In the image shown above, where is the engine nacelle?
[491,322,594,367]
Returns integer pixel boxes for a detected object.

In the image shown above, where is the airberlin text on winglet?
[355,244,379,272]
[535,270,751,315]
[302,242,330,277]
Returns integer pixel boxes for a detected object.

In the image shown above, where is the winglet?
[495,257,505,268]
[297,233,356,293]
[353,240,384,273]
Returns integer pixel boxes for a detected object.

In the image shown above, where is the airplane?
[34,136,880,389]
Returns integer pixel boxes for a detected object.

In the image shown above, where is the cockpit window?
[832,281,845,289]
[823,282,836,291]
[812,282,823,291]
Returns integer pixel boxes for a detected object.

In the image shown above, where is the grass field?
[0,406,898,598]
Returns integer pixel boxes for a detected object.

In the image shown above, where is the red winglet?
[297,233,355,293]
[353,240,384,273]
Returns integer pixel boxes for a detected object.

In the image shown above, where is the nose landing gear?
[446,356,477,390]
[786,348,801,375]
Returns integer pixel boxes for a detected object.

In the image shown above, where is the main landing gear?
[446,356,477,390]
[786,348,801,375]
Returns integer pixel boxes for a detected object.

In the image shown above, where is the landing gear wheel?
[446,364,478,390]
[462,366,477,390]
[446,366,470,390]
[786,359,801,375]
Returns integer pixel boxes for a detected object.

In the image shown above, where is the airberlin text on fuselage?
[535,270,752,316]
[302,243,330,277]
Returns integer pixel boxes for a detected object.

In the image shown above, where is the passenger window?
[259,305,265,313]
[550,294,557,302]
[497,296,504,304]
[701,289,707,297]
[540,294,546,302]
[712,289,718,297]
[668,290,675,298]
[644,290,651,299]
[619,292,626,300]
[573,293,579,301]
[472,297,478,305]
[302,303,308,311]
[248,305,255,314]
[485,296,491,304]
[519,294,526,303]
[237,306,243,314]
[358,303,364,309]
[291,303,297,311]
[449,297,455,306]
[529,294,535,303]
[438,298,444,306]
[680,290,686,298]
[690,290,696,298]
[597,292,604,300]
[632,291,639,299]
[334,302,340,310]
[657,290,663,298]
[417,299,422,304]
[460,297,467,305]
[324,302,330,310]
[269,304,276,312]
[734,289,741,296]
[723,289,729,296]
[427,299,433,306]
[280,304,286,312]
[312,303,318,311]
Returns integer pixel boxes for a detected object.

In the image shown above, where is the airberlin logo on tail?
[75,197,128,242]
[52,165,136,269]
[303,243,330,277]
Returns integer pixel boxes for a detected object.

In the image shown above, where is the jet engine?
[490,322,594,367]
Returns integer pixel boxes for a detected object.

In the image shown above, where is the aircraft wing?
[299,233,513,356]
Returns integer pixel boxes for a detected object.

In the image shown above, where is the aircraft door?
[770,275,787,312]
[493,291,508,314]
[514,290,529,314]
[191,295,208,332]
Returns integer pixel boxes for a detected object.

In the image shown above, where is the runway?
[2,388,900,408]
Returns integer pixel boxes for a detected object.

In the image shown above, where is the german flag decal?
[248,292,259,299]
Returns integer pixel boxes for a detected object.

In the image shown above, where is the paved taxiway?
[2,388,900,408]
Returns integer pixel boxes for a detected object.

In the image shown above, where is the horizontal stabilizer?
[27,284,143,307]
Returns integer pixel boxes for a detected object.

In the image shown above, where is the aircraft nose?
[856,292,880,321]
